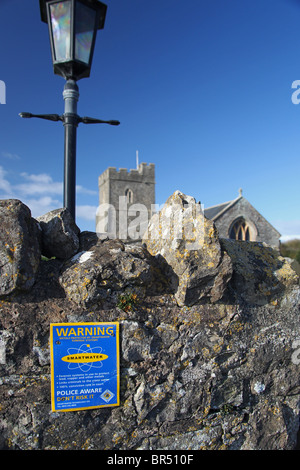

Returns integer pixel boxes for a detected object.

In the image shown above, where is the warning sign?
[50,322,119,412]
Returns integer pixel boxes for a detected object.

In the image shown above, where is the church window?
[229,219,251,241]
[125,188,133,204]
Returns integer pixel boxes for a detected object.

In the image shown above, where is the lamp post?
[20,0,119,221]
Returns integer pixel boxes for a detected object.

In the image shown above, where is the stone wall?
[213,197,280,249]
[97,163,155,239]
[0,196,299,450]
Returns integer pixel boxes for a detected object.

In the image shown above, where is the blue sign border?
[50,322,120,412]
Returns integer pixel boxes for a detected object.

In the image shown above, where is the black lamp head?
[39,0,107,80]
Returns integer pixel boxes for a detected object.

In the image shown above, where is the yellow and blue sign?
[50,322,119,412]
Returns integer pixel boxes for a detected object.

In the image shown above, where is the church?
[204,189,281,249]
[97,162,281,249]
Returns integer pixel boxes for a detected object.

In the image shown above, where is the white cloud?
[14,173,96,197]
[76,185,97,196]
[20,172,54,184]
[17,172,63,195]
[76,205,98,221]
[280,235,300,242]
[22,196,62,218]
[1,152,21,161]
[0,168,63,217]
[0,166,12,197]
[275,220,300,242]
[0,167,98,224]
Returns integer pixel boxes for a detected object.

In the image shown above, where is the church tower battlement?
[97,162,155,239]
[99,163,155,189]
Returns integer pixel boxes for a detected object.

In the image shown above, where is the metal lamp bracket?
[19,112,120,126]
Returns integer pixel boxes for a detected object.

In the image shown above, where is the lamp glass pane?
[50,1,71,61]
[75,2,96,64]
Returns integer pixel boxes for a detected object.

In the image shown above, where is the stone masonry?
[96,163,155,240]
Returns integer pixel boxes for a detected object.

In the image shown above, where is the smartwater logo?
[0,80,6,104]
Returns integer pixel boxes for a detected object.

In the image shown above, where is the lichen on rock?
[0,199,41,296]
[0,196,299,450]
[143,190,233,306]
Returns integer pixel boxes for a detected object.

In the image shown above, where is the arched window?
[229,218,251,241]
[125,188,133,204]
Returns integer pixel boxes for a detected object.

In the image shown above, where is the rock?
[221,239,299,305]
[283,257,300,278]
[142,190,233,306]
[59,239,174,307]
[78,230,99,251]
[37,208,80,260]
[0,199,41,296]
[0,284,299,450]
[0,197,299,451]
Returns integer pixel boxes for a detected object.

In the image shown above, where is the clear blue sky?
[0,0,300,241]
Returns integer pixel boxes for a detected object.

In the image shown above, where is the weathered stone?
[78,230,99,251]
[37,208,80,260]
[59,239,174,307]
[221,239,299,305]
[0,199,41,296]
[142,190,233,306]
[0,285,299,450]
[0,197,299,451]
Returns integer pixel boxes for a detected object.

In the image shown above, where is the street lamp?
[20,0,120,221]
[39,0,107,81]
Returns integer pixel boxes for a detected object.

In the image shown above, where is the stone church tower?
[96,163,155,240]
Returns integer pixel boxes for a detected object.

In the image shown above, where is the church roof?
[204,196,241,221]
[204,190,281,237]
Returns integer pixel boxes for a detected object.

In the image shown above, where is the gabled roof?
[204,191,281,237]
[204,196,242,221]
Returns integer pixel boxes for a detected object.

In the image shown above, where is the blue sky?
[0,0,300,241]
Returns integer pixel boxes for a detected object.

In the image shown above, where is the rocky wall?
[0,196,299,450]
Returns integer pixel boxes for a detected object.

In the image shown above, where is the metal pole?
[62,79,80,221]
[19,82,119,224]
